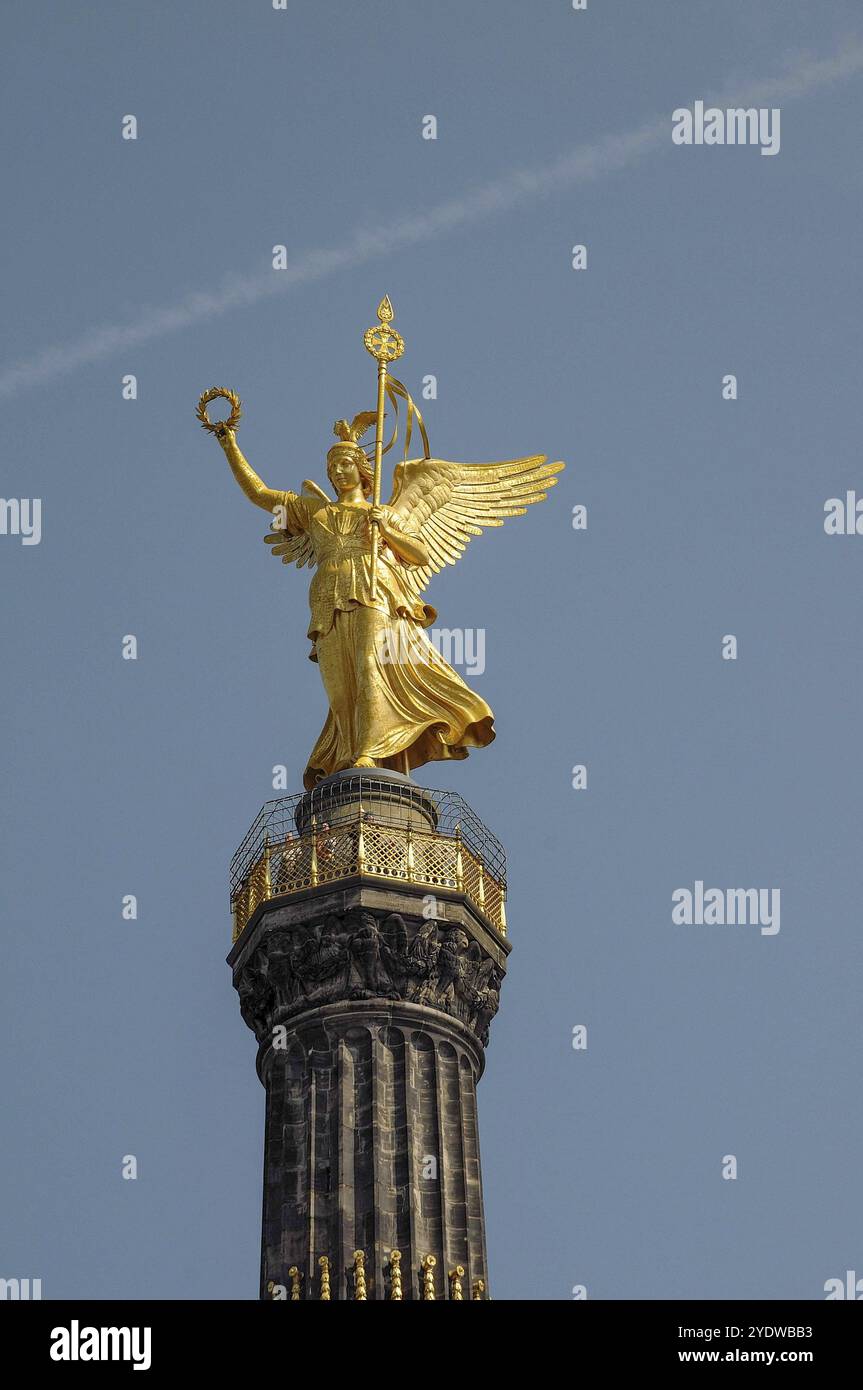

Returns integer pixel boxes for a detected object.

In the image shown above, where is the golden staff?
[363,295,405,600]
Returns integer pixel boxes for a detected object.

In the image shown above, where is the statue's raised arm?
[197,384,298,519]
[215,422,287,515]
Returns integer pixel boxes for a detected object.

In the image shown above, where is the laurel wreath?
[196,386,242,434]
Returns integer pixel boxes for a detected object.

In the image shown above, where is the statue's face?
[328,453,362,496]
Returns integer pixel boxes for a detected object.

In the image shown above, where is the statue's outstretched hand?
[368,504,391,533]
[214,422,234,444]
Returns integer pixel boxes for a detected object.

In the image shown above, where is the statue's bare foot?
[352,756,377,769]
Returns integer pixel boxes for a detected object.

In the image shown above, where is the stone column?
[228,773,509,1301]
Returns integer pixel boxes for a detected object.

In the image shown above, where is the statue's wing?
[387,455,564,598]
[262,482,325,570]
[263,526,315,569]
[301,478,331,503]
[349,410,378,442]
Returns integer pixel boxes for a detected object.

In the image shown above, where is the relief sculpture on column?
[233,908,504,1048]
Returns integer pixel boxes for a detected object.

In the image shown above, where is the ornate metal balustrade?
[230,776,507,942]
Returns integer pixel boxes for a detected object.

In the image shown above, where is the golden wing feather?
[387,454,564,599]
[349,409,379,441]
[263,528,316,568]
[262,482,326,569]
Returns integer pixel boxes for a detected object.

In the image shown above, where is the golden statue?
[198,298,563,790]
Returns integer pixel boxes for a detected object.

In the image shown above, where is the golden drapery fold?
[290,501,494,789]
[306,605,494,789]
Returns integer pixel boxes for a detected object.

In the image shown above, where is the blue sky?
[2,0,862,1299]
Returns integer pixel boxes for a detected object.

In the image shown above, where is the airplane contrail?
[1,41,861,400]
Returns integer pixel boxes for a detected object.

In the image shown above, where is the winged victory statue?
[198,298,564,790]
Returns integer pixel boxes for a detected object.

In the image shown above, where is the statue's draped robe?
[276,493,495,789]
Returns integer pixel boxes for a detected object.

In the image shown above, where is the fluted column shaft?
[258,1002,486,1300]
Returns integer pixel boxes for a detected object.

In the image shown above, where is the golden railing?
[231,810,506,943]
